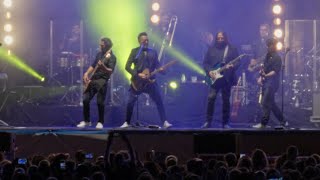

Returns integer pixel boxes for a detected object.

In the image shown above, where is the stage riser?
[3,131,320,162]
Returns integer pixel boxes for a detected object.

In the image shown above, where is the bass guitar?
[205,54,246,86]
[83,50,112,93]
[131,60,177,92]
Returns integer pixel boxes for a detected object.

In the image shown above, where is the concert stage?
[1,127,320,162]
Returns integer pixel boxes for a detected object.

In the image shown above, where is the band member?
[246,23,271,121]
[120,32,172,128]
[77,37,116,129]
[202,31,240,128]
[252,38,288,128]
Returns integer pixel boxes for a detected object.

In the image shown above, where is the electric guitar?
[131,60,178,92]
[83,50,112,93]
[205,54,246,86]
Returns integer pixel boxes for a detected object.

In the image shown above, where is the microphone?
[135,44,144,59]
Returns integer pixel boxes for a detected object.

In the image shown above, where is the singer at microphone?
[134,39,149,59]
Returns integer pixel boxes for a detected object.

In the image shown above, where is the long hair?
[213,31,229,47]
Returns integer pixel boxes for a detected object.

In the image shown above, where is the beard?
[216,41,227,49]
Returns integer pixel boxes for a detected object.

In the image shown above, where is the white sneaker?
[163,121,172,128]
[77,121,91,128]
[252,123,265,129]
[120,121,129,128]
[96,122,103,129]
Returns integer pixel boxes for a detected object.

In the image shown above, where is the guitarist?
[120,32,172,128]
[252,38,288,128]
[77,37,116,129]
[202,31,240,128]
[245,23,271,122]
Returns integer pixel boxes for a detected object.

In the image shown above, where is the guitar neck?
[149,61,177,77]
[218,54,244,73]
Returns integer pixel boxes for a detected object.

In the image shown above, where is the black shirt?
[203,45,240,86]
[263,52,282,89]
[91,51,117,80]
[125,47,160,80]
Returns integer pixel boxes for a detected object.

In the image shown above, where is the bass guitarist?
[77,37,116,129]
[202,31,240,128]
[120,32,173,128]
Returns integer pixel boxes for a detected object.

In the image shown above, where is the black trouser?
[206,79,232,125]
[83,79,108,123]
[125,82,167,124]
[260,85,284,125]
[247,82,262,121]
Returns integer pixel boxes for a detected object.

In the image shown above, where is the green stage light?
[149,33,205,76]
[86,0,148,82]
[0,48,44,81]
[169,81,178,90]
[40,76,45,82]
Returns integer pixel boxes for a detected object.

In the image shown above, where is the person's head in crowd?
[186,158,203,176]
[251,149,269,171]
[237,155,253,172]
[90,171,105,180]
[165,155,178,169]
[47,177,58,180]
[137,171,154,180]
[286,145,299,162]
[224,152,238,168]
[215,166,228,180]
[75,150,86,164]
[213,161,227,170]
[31,155,45,166]
[166,165,184,180]
[311,154,320,164]
[302,166,318,179]
[38,159,51,179]
[27,165,38,176]
[228,168,242,180]
[144,161,162,179]
[305,156,317,167]
[266,168,281,179]
[184,173,201,180]
[207,159,217,171]
[253,170,266,180]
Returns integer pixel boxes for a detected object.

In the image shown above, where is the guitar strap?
[222,45,229,64]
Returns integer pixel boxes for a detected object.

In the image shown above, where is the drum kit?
[54,51,89,104]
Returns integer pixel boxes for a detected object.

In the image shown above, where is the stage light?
[276,42,283,50]
[274,28,283,38]
[6,12,11,19]
[150,14,160,24]
[169,81,178,90]
[40,76,45,82]
[4,35,13,45]
[3,0,12,8]
[151,2,160,11]
[4,24,12,32]
[272,4,282,15]
[273,18,281,25]
[0,48,44,81]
